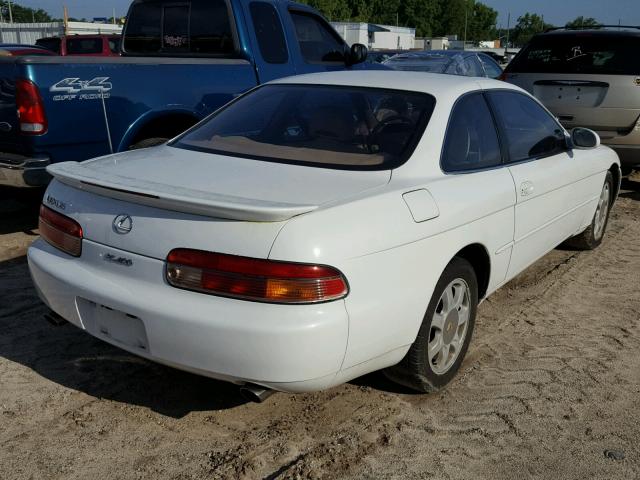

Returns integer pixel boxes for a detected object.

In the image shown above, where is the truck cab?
[0,0,371,187]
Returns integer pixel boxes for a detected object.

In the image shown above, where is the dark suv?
[503,27,640,173]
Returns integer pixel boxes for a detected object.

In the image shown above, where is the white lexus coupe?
[28,71,620,400]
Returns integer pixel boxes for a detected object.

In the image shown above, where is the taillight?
[166,249,349,304]
[39,205,83,257]
[16,79,47,135]
[497,71,507,81]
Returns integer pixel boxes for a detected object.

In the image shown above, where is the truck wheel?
[565,171,613,250]
[384,257,478,393]
[129,137,168,150]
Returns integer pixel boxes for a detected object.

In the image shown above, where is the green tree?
[511,13,554,47]
[565,16,601,28]
[0,1,52,22]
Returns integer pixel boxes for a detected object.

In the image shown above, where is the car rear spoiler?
[47,162,318,222]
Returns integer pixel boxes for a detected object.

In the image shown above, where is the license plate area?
[76,297,149,352]
[534,84,607,108]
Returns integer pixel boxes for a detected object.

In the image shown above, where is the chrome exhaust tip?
[239,384,275,403]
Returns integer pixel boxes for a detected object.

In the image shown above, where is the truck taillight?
[39,205,83,257]
[166,249,349,304]
[16,79,47,135]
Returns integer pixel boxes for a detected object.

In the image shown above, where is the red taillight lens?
[497,71,507,81]
[16,79,47,135]
[166,249,349,304]
[39,205,83,257]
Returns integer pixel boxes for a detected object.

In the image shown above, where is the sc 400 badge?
[50,77,113,101]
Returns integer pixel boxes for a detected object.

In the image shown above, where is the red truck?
[36,34,121,56]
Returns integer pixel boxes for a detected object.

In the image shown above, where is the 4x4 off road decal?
[50,77,113,101]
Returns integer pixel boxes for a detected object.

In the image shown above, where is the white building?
[0,21,122,44]
[331,22,415,50]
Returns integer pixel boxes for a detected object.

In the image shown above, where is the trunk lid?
[46,145,390,260]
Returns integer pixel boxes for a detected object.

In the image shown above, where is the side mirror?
[346,43,368,66]
[571,127,600,149]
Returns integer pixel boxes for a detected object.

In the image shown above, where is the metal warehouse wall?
[0,21,122,44]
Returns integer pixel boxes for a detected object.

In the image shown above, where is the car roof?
[535,28,640,39]
[388,49,469,59]
[270,70,520,96]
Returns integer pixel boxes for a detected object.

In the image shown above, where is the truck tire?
[564,171,613,250]
[384,257,478,393]
[128,137,168,150]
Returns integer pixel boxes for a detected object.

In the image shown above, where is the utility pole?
[113,7,116,25]
[505,12,510,56]
[7,0,13,24]
[464,8,468,49]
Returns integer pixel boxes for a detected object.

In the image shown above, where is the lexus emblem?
[112,214,133,234]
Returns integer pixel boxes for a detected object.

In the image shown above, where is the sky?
[13,0,640,27]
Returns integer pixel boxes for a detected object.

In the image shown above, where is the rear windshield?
[384,56,450,73]
[67,37,103,55]
[123,0,235,56]
[36,38,61,53]
[508,35,640,75]
[174,84,435,170]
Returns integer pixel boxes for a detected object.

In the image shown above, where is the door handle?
[520,181,535,197]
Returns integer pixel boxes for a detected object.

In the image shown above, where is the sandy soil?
[1,179,639,480]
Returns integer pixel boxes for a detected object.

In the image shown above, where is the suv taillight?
[39,205,83,257]
[166,249,349,304]
[16,79,47,135]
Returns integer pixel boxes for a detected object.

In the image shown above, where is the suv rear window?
[124,0,235,56]
[174,84,435,170]
[508,35,640,75]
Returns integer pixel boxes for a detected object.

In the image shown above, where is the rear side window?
[508,35,640,75]
[250,2,288,64]
[174,84,435,170]
[124,0,235,56]
[487,91,567,162]
[441,93,502,172]
[478,55,502,78]
[108,37,121,54]
[445,55,483,77]
[290,11,345,63]
[36,38,61,53]
[66,38,102,55]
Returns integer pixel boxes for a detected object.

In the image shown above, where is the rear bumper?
[27,238,349,393]
[0,153,50,187]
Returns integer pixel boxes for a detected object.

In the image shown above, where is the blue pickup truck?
[0,0,372,187]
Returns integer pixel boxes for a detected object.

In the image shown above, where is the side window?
[66,38,103,55]
[478,55,502,79]
[250,2,288,64]
[108,37,121,54]
[442,93,502,172]
[290,11,345,63]
[464,56,484,77]
[487,91,567,163]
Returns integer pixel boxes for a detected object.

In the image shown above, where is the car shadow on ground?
[0,186,42,235]
[0,257,248,417]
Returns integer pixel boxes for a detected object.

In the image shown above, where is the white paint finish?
[29,71,621,392]
[48,146,390,221]
[28,239,349,386]
[402,189,440,222]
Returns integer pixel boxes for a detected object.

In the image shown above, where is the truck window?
[124,0,235,56]
[250,2,288,64]
[67,38,103,55]
[36,38,61,53]
[108,37,121,54]
[290,11,345,63]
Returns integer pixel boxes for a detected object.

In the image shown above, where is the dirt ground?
[1,179,639,480]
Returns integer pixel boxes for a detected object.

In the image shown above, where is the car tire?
[564,171,613,250]
[384,257,478,393]
[128,137,168,150]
